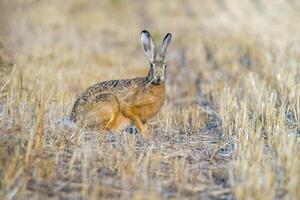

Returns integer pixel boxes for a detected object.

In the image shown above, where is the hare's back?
[81,78,146,104]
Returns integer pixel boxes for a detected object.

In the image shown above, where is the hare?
[69,30,172,137]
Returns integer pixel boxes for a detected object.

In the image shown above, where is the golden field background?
[0,0,299,199]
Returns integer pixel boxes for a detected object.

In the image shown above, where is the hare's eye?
[164,64,167,69]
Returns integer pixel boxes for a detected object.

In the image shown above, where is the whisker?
[146,78,154,89]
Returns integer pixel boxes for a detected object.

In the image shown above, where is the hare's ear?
[141,30,155,62]
[160,33,172,59]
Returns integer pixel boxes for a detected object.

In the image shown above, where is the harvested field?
[0,0,299,199]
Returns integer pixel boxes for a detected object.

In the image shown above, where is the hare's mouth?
[146,77,164,88]
[155,78,162,84]
[153,77,164,84]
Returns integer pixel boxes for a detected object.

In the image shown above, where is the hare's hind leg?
[105,112,130,132]
[105,112,120,131]
[92,104,117,133]
[121,109,149,138]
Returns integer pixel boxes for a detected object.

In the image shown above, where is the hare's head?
[141,30,172,84]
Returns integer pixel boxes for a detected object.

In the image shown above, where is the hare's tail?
[58,115,77,129]
[57,102,79,129]
[57,98,84,130]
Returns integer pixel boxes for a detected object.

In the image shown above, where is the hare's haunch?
[69,30,172,137]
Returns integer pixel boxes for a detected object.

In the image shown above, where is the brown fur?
[69,30,171,137]
[70,78,165,137]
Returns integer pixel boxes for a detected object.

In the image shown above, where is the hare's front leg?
[132,117,149,138]
[122,109,149,138]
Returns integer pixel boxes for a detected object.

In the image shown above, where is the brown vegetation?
[0,0,299,199]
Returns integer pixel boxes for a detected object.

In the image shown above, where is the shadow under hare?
[69,30,172,138]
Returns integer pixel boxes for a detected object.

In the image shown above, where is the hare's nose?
[157,77,161,82]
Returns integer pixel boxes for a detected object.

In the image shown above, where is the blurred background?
[2,0,300,101]
[0,0,299,199]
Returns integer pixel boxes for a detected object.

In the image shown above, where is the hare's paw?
[140,126,150,139]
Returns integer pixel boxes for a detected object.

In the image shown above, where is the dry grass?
[0,0,299,199]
